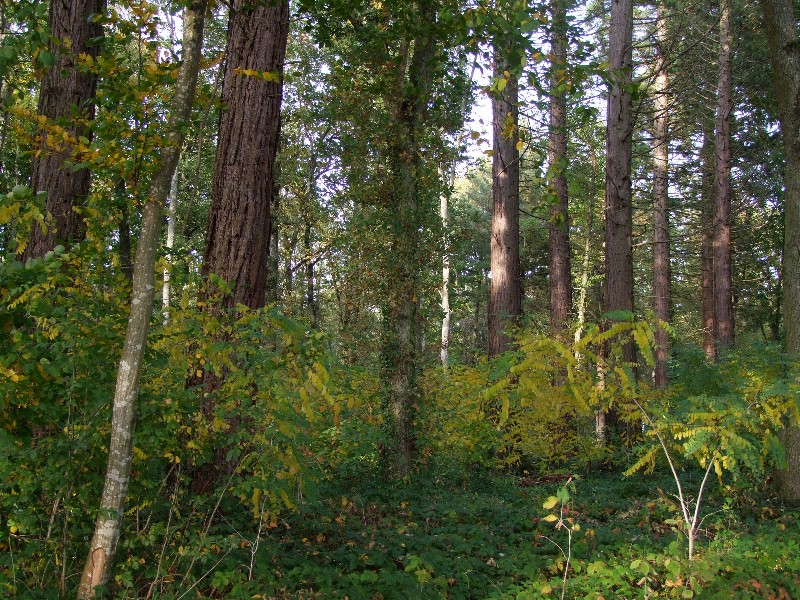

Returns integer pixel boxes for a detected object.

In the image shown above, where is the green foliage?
[0,240,348,596]
[0,242,130,594]
[627,338,799,486]
[484,318,656,470]
[0,185,48,255]
[420,363,501,468]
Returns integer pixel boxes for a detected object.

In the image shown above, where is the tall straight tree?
[488,3,521,358]
[600,0,634,442]
[202,0,290,309]
[651,2,670,387]
[700,124,717,359]
[547,0,572,336]
[604,0,634,335]
[760,0,800,500]
[713,0,734,349]
[25,0,104,259]
[77,3,207,596]
[383,4,437,473]
[193,0,289,491]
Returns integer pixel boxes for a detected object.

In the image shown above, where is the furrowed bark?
[548,0,572,338]
[760,0,800,501]
[713,0,734,349]
[604,0,635,343]
[25,0,104,258]
[489,40,521,358]
[201,0,289,310]
[652,2,670,388]
[700,125,716,360]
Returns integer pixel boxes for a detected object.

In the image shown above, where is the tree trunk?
[548,0,572,337]
[713,0,734,350]
[652,2,670,388]
[604,0,635,343]
[575,147,597,345]
[760,0,800,501]
[304,151,318,326]
[383,15,435,474]
[440,61,474,368]
[162,166,179,318]
[700,125,716,360]
[202,0,289,310]
[488,44,521,357]
[304,211,317,327]
[116,179,133,281]
[266,183,281,304]
[191,0,289,494]
[440,184,451,366]
[600,0,634,443]
[77,5,206,597]
[25,0,104,259]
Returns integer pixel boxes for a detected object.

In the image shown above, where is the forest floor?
[233,465,800,599]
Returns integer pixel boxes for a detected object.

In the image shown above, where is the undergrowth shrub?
[0,242,347,597]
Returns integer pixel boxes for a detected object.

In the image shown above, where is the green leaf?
[604,309,635,322]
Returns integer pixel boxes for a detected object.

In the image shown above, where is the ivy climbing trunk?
[489,38,521,358]
[713,0,734,350]
[77,4,206,597]
[25,0,104,259]
[384,11,435,474]
[760,0,800,501]
[548,0,572,337]
[652,2,670,388]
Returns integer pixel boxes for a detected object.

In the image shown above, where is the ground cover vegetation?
[1,0,799,597]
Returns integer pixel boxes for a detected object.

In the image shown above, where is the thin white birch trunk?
[77,4,206,596]
[440,185,451,367]
[162,166,179,320]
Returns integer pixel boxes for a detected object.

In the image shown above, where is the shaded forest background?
[0,0,799,597]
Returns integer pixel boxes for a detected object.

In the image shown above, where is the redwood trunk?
[489,48,521,357]
[713,0,734,349]
[202,0,290,309]
[700,126,716,360]
[26,0,104,258]
[652,3,670,388]
[604,0,634,346]
[760,0,800,500]
[548,0,572,337]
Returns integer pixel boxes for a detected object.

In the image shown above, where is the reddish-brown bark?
[489,50,521,357]
[548,0,572,337]
[652,3,670,388]
[202,0,289,309]
[26,0,104,258]
[700,127,716,360]
[713,0,734,349]
[604,0,634,355]
[760,0,800,500]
